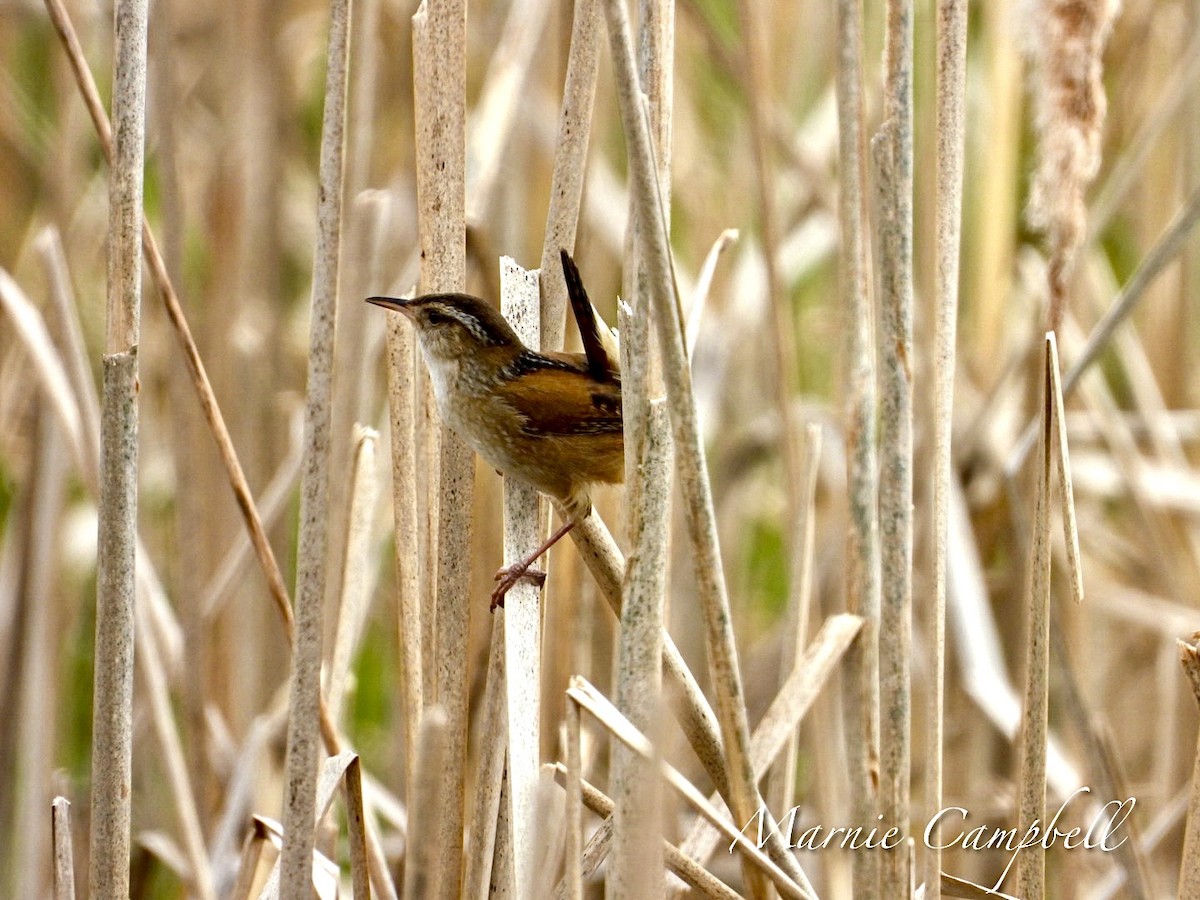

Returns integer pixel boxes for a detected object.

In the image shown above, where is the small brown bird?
[367,250,622,608]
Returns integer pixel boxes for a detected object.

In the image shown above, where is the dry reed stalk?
[327,427,380,725]
[611,399,671,897]
[241,830,276,897]
[528,743,565,893]
[1055,315,1199,606]
[466,0,552,223]
[638,0,674,188]
[563,694,584,900]
[1041,326,1153,899]
[230,817,270,900]
[34,229,100,482]
[750,615,865,763]
[310,755,371,898]
[0,267,187,687]
[940,872,1019,900]
[411,0,469,892]
[770,423,823,818]
[1048,334,1085,609]
[328,8,388,616]
[416,364,440,706]
[385,309,423,788]
[570,492,818,894]
[126,569,216,899]
[42,0,297,640]
[51,797,75,900]
[567,677,809,899]
[946,472,1080,791]
[875,0,915,894]
[327,0,384,497]
[1063,186,1200,399]
[359,796,402,900]
[835,0,882,891]
[567,513,727,797]
[1009,185,1200,477]
[90,0,148,883]
[491,773,516,899]
[428,366,474,871]
[1015,333,1057,898]
[570,373,823,890]
[679,614,863,870]
[634,0,675,303]
[612,0,673,290]
[618,286,653,539]
[684,229,738,357]
[538,0,601,348]
[200,414,304,621]
[279,0,351,889]
[1050,633,1154,898]
[1095,790,1188,898]
[252,818,340,899]
[11,402,66,897]
[465,622,508,900]
[1101,303,1194,470]
[1024,0,1117,332]
[347,0,380,201]
[1090,30,1200,239]
[1037,313,1194,609]
[969,0,1021,379]
[91,349,139,899]
[404,706,450,900]
[499,257,544,897]
[16,273,186,687]
[1173,17,1200,411]
[103,0,145,358]
[737,0,806,653]
[620,0,673,526]
[259,752,373,898]
[926,1,968,893]
[534,0,601,718]
[0,270,85,484]
[601,0,803,895]
[341,756,372,899]
[550,764,741,899]
[567,808,613,894]
[1177,637,1200,897]
[1096,315,1200,630]
[617,0,673,545]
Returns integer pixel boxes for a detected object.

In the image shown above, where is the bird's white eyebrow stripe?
[434,303,500,344]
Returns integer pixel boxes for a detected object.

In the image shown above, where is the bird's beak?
[366,296,415,318]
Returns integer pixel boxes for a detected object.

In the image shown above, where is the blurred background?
[1,0,1199,894]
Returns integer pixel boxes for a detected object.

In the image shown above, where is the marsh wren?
[368,250,622,608]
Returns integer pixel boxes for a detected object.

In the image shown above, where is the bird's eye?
[426,310,452,326]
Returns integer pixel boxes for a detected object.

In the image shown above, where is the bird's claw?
[490,564,547,611]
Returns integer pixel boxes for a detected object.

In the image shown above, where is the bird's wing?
[499,352,622,437]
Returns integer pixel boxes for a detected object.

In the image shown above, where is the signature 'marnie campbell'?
[731,786,1134,890]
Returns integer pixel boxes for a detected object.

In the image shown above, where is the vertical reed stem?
[89,0,148,890]
[876,0,915,892]
[500,259,543,897]
[52,798,76,900]
[926,0,968,893]
[538,0,601,349]
[836,0,881,892]
[279,0,352,890]
[412,1,469,893]
[1015,334,1056,898]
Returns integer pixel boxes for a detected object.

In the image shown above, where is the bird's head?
[366,293,521,362]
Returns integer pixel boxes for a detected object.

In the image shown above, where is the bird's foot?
[490,563,548,611]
